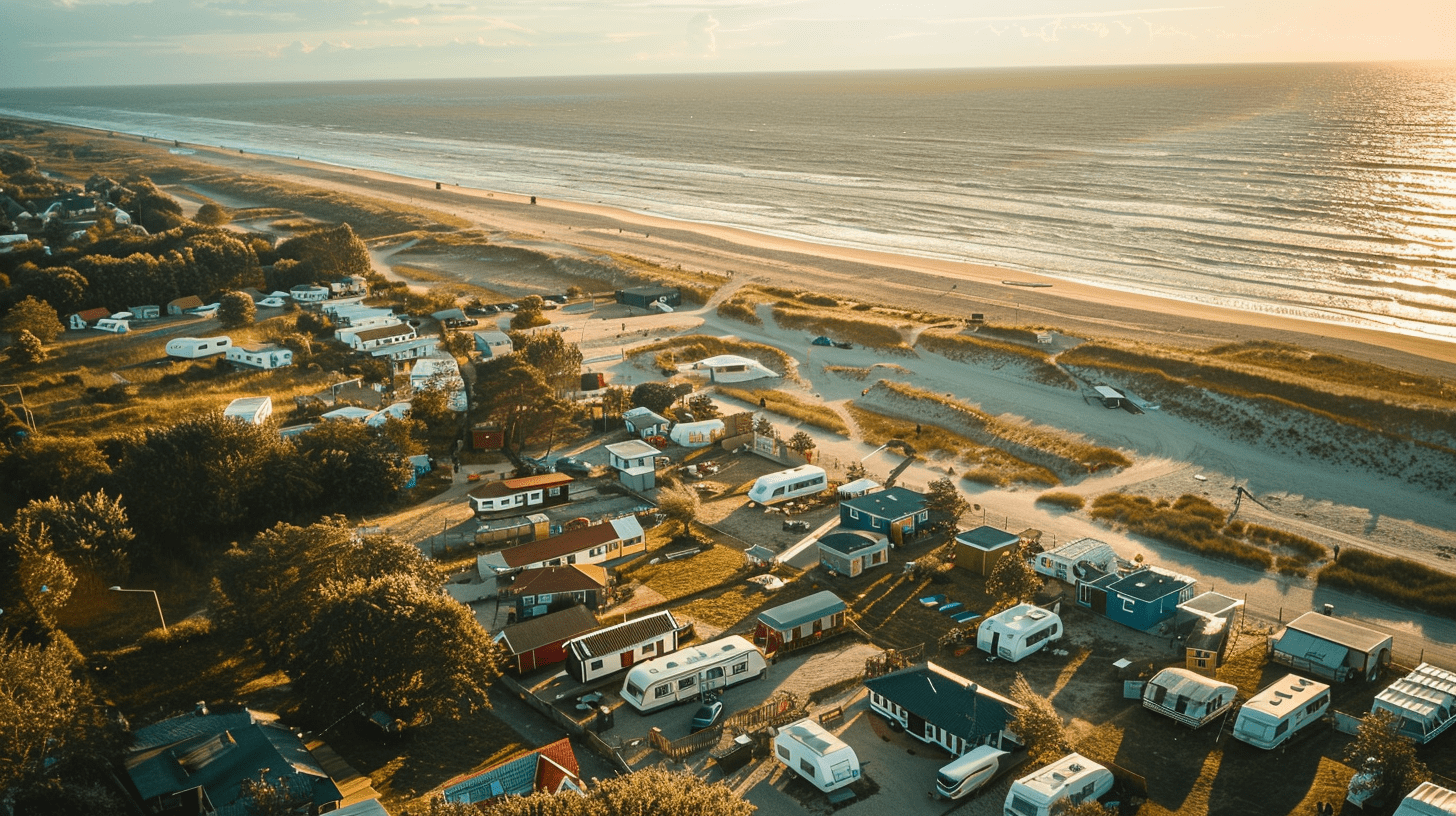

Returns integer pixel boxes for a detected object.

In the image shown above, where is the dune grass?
[1036,491,1086,511]
[627,335,797,381]
[715,296,763,326]
[1318,549,1456,618]
[916,329,1078,389]
[770,306,911,351]
[846,403,1060,487]
[713,385,849,436]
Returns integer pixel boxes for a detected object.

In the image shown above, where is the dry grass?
[715,296,762,325]
[713,385,849,436]
[915,329,1077,389]
[673,585,767,630]
[771,305,911,351]
[620,543,748,602]
[1318,548,1456,617]
[1036,491,1086,511]
[626,335,798,382]
[846,403,1060,486]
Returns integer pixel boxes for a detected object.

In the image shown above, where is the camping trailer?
[166,336,233,359]
[772,718,860,793]
[1391,782,1456,816]
[935,745,1010,800]
[1003,753,1114,816]
[1231,674,1331,749]
[93,318,129,333]
[977,604,1062,663]
[1141,668,1237,728]
[1370,662,1456,745]
[620,635,766,713]
[747,465,827,505]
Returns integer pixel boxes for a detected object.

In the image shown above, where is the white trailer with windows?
[620,635,766,712]
[935,745,1010,800]
[748,465,827,505]
[1370,662,1456,745]
[166,336,233,359]
[1003,753,1114,816]
[1231,674,1331,749]
[773,718,860,793]
[977,604,1062,663]
[1142,668,1237,728]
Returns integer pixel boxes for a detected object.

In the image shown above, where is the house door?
[908,712,926,734]
[990,631,1001,656]
[620,650,634,668]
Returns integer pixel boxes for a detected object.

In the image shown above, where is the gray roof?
[758,591,846,632]
[498,604,600,654]
[126,721,340,812]
[818,530,885,555]
[1107,567,1193,602]
[1283,611,1393,654]
[840,486,925,520]
[955,526,1019,552]
[864,663,1020,740]
[1179,591,1243,619]
[131,710,256,752]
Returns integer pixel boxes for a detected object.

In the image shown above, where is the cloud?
[687,12,719,56]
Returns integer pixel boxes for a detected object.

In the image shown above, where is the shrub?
[1318,549,1456,617]
[715,297,761,325]
[138,615,213,648]
[1090,493,1274,570]
[1036,491,1085,511]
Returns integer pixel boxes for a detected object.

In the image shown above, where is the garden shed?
[1271,611,1394,682]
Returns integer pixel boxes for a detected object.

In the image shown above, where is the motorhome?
[935,746,1011,800]
[1231,674,1331,749]
[748,465,827,506]
[620,635,766,713]
[1141,668,1238,728]
[977,604,1062,663]
[166,336,233,359]
[1003,753,1114,816]
[773,718,860,793]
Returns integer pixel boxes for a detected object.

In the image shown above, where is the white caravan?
[1142,668,1237,728]
[935,745,1010,800]
[620,635,766,713]
[166,336,233,359]
[977,604,1062,663]
[1370,662,1456,745]
[1003,752,1114,816]
[773,718,860,793]
[1231,673,1331,749]
[748,465,827,506]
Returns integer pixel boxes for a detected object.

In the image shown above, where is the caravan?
[1231,674,1331,749]
[748,465,827,506]
[773,718,860,793]
[1370,663,1456,745]
[1003,753,1114,816]
[620,636,767,713]
[977,604,1062,663]
[1141,668,1237,728]
[166,336,233,359]
[935,745,1012,800]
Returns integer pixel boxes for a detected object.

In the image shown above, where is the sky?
[2,0,1453,88]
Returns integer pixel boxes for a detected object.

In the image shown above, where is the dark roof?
[758,591,847,632]
[565,610,679,658]
[619,285,678,296]
[840,486,926,520]
[498,604,600,653]
[864,662,1021,740]
[818,530,885,555]
[955,526,1020,551]
[442,738,579,804]
[505,564,609,597]
[1107,567,1194,602]
[469,472,574,499]
[492,516,640,569]
[354,323,414,342]
[131,710,256,752]
[1283,611,1393,653]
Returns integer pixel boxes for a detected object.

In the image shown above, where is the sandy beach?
[84,129,1456,380]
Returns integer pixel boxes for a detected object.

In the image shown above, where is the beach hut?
[954,526,1021,576]
[615,285,680,309]
[1270,611,1393,682]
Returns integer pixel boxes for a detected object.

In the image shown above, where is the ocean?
[3,62,1454,341]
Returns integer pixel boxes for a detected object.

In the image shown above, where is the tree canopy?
[274,223,370,283]
[987,545,1041,610]
[1345,708,1429,806]
[923,476,971,533]
[477,768,754,816]
[1008,673,1070,767]
[218,290,256,328]
[1,295,63,344]
[631,382,675,415]
[0,633,118,795]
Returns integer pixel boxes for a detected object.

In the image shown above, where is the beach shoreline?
[19,117,1456,376]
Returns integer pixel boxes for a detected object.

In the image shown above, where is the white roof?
[837,478,881,496]
[1373,663,1456,727]
[985,603,1058,634]
[1243,674,1330,717]
[680,354,779,377]
[778,717,853,758]
[322,406,375,421]
[1015,753,1108,799]
[1146,668,1236,704]
[606,439,659,458]
[1395,783,1456,816]
[1044,537,1116,563]
[412,356,461,379]
[224,396,272,417]
[366,402,412,427]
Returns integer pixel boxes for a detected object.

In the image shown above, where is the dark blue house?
[1076,566,1196,631]
[838,486,929,545]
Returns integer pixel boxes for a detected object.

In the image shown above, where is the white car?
[258,296,287,308]
[187,303,220,317]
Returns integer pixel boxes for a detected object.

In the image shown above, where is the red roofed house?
[478,516,645,575]
[468,473,575,517]
[67,306,111,330]
[501,564,612,621]
[494,604,600,673]
[440,738,582,806]
[167,295,204,315]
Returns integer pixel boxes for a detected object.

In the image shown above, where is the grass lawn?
[623,543,747,603]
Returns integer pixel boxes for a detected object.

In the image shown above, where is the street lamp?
[109,586,167,633]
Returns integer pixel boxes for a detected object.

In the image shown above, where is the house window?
[538,594,553,604]
[522,596,536,606]
[643,642,658,655]
[654,685,673,699]
[917,511,928,522]
[848,508,859,520]
[548,487,562,497]
[1122,597,1135,613]
[590,660,604,671]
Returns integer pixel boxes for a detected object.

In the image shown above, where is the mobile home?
[1003,753,1114,816]
[1370,663,1456,745]
[620,635,766,713]
[1231,674,1331,749]
[773,718,860,793]
[753,591,848,658]
[1141,668,1237,728]
[93,318,129,333]
[1033,537,1118,584]
[748,465,827,506]
[166,336,233,359]
[977,604,1062,663]
[935,746,1011,801]
[563,611,681,684]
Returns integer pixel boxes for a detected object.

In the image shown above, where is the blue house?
[1076,566,1196,631]
[838,486,929,545]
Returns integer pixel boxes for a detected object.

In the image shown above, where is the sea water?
[3,62,1454,340]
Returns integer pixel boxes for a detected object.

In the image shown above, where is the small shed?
[1093,385,1124,408]
[605,438,660,491]
[953,526,1021,576]
[615,285,681,310]
[472,421,504,451]
[678,354,780,383]
[818,530,890,577]
[224,396,273,426]
[1271,611,1394,682]
[494,604,600,674]
[744,545,777,567]
[1177,591,1244,673]
[1078,565,1195,632]
[563,610,681,683]
[753,590,848,658]
[621,407,670,439]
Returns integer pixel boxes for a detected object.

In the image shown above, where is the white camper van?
[1231,674,1331,749]
[1004,752,1114,816]
[935,745,1010,800]
[620,635,766,713]
[1142,668,1237,728]
[166,336,233,359]
[773,718,860,793]
[977,604,1062,663]
[748,465,828,506]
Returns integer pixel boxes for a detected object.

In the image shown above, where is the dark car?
[517,456,553,475]
[465,304,496,316]
[689,699,724,733]
[833,341,854,349]
[783,519,812,534]
[545,294,569,304]
[552,456,594,477]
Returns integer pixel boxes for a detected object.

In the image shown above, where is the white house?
[677,354,780,383]
[369,337,442,362]
[224,396,274,425]
[564,611,682,683]
[330,275,368,296]
[865,662,1023,756]
[290,284,330,303]
[478,516,646,574]
[339,322,416,351]
[166,336,233,359]
[668,419,724,448]
[621,406,670,439]
[327,305,397,329]
[225,343,294,370]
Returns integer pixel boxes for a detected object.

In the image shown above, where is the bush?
[1319,549,1456,617]
[1090,493,1275,571]
[138,615,213,648]
[1036,491,1085,511]
[715,298,761,325]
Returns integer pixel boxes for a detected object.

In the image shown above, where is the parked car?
[466,304,497,315]
[833,341,853,349]
[552,456,593,477]
[545,294,569,304]
[783,519,812,534]
[690,698,724,733]
[518,456,553,475]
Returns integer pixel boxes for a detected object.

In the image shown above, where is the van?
[935,745,1008,800]
[1004,752,1114,816]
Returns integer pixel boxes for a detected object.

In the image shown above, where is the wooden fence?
[646,692,807,762]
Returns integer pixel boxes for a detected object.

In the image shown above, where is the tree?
[753,415,776,438]
[1,295,63,344]
[656,482,702,540]
[194,202,231,226]
[14,491,136,582]
[287,572,501,722]
[478,767,754,816]
[218,290,257,328]
[1345,708,1429,807]
[1008,673,1070,766]
[274,223,369,280]
[475,356,569,453]
[514,329,582,396]
[601,386,631,420]
[987,545,1041,609]
[0,434,110,504]
[631,381,676,415]
[509,295,551,330]
[844,461,868,481]
[7,329,45,366]
[291,421,415,512]
[785,431,816,456]
[687,393,720,419]
[923,476,971,533]
[0,633,116,794]
[12,520,77,626]
[1052,800,1114,816]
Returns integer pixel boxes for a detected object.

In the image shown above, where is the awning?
[1275,628,1348,670]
